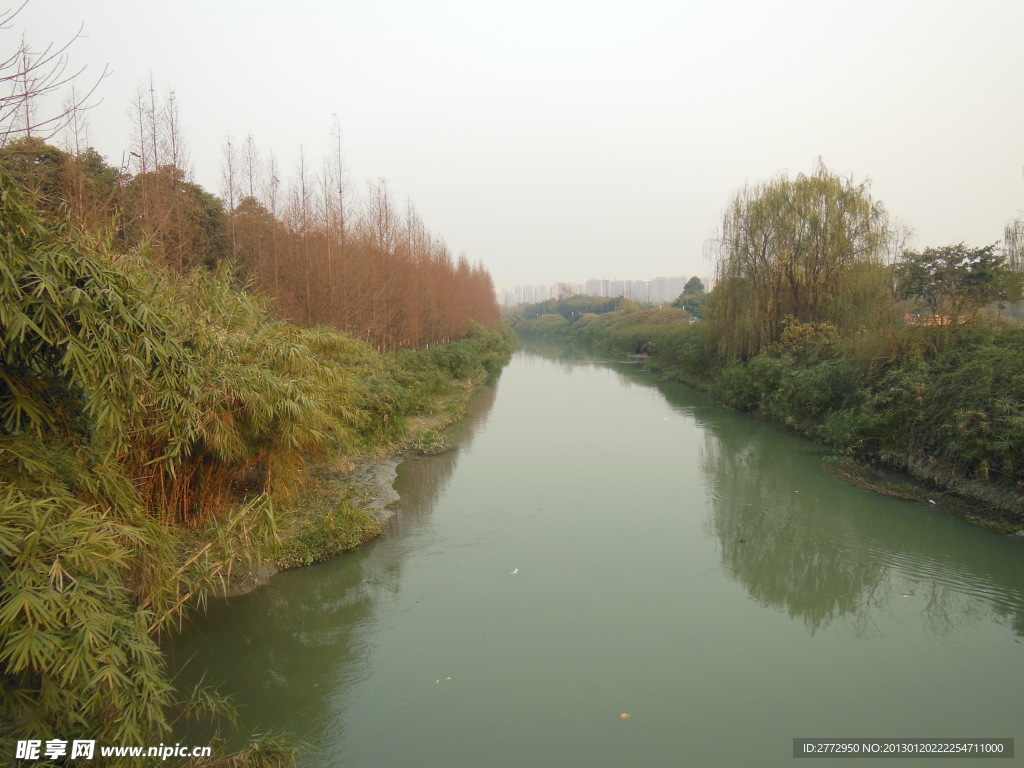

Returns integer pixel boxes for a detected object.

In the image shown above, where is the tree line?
[0,80,499,351]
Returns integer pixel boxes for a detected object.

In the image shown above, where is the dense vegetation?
[1,37,515,760]
[0,172,514,762]
[513,164,1024,528]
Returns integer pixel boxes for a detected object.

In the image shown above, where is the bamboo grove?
[0,68,512,759]
[0,166,515,759]
[0,82,500,351]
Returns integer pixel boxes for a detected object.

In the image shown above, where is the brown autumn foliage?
[234,173,499,350]
[0,81,500,349]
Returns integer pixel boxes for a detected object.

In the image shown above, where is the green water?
[167,347,1024,767]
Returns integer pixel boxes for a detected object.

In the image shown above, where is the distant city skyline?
[496,273,712,306]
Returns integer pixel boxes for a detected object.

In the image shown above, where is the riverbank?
[0,169,518,759]
[515,309,1024,535]
[213,376,494,597]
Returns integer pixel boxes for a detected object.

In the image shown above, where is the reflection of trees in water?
[522,340,1024,639]
[516,341,575,361]
[992,593,1024,636]
[700,425,1024,639]
[390,382,499,532]
[167,380,502,745]
[166,554,381,745]
[701,432,889,635]
[515,340,610,371]
[525,340,890,632]
[916,579,985,640]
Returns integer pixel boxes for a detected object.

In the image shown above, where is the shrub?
[711,354,788,412]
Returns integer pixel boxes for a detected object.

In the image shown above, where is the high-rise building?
[553,282,584,299]
[629,280,650,302]
[649,275,689,304]
[514,284,552,304]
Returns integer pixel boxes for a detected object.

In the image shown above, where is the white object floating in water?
[929,499,937,505]
[510,568,518,575]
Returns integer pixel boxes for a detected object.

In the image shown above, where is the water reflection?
[522,339,1024,640]
[698,411,1024,639]
[165,550,381,746]
[700,428,889,634]
[166,380,501,747]
[516,340,611,370]
[389,382,498,535]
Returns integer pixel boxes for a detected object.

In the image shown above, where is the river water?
[167,346,1024,767]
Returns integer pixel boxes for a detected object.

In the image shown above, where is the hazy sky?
[9,0,1024,287]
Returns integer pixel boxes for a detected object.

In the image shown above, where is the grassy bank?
[515,304,1024,533]
[0,176,515,764]
[220,339,511,584]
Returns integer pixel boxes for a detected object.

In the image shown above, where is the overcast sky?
[8,0,1024,287]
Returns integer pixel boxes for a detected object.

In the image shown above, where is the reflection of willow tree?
[517,344,1024,638]
[701,431,889,634]
[167,381,502,743]
[701,426,1024,639]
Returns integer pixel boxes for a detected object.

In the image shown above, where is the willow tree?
[707,161,894,361]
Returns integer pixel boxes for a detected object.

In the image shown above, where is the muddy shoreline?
[219,386,476,597]
[220,457,405,597]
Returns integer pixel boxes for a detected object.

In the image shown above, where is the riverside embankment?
[218,369,509,597]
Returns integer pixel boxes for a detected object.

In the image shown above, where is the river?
[167,345,1024,767]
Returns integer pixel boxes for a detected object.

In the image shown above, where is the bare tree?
[242,131,260,201]
[291,145,314,324]
[264,149,281,294]
[162,86,188,172]
[0,3,108,145]
[319,156,335,323]
[221,132,238,255]
[329,115,349,327]
[60,83,89,155]
[146,74,160,170]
